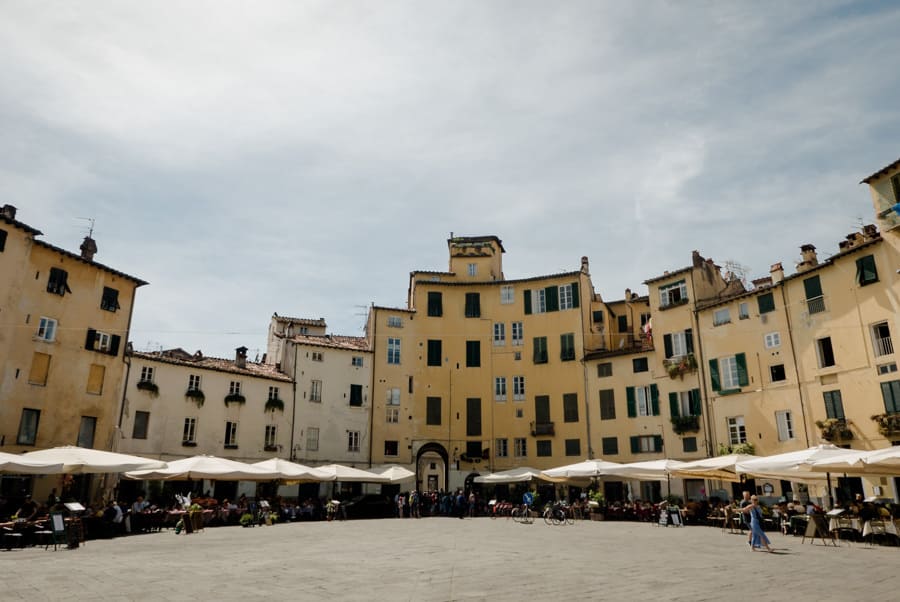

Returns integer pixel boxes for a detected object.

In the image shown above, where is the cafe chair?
[833,516,858,545]
[34,513,67,551]
[864,520,889,547]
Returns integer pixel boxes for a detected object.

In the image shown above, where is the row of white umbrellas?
[0,446,415,483]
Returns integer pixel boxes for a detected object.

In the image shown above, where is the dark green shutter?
[803,275,822,300]
[626,387,636,417]
[663,334,673,359]
[685,329,693,354]
[736,353,749,387]
[690,389,702,416]
[653,435,663,452]
[85,328,96,351]
[571,282,579,307]
[524,290,532,314]
[109,335,121,357]
[757,293,775,314]
[545,286,559,312]
[669,392,680,418]
[630,436,640,454]
[856,255,878,285]
[709,359,720,391]
[650,384,659,416]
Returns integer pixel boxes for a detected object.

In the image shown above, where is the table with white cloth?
[828,517,861,533]
[861,519,899,539]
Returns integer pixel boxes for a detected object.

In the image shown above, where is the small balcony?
[815,418,853,442]
[531,421,555,436]
[670,415,701,435]
[874,336,894,357]
[807,296,826,315]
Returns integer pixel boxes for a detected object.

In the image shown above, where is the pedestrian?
[739,491,752,545]
[740,495,774,553]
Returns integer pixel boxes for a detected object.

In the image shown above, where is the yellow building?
[0,205,146,500]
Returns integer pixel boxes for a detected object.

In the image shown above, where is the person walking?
[739,491,752,545]
[741,495,774,553]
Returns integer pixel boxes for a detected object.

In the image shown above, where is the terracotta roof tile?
[130,349,292,382]
[286,334,371,351]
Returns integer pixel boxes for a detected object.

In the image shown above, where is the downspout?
[115,283,143,451]
[780,284,811,446]
[688,276,715,457]
[579,281,593,458]
[367,308,377,470]
[289,340,298,461]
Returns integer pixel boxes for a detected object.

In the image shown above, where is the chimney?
[797,244,818,272]
[0,204,16,220]
[581,256,590,275]
[752,276,773,288]
[625,288,631,301]
[80,236,98,261]
[770,262,784,284]
[862,224,878,240]
[235,346,248,369]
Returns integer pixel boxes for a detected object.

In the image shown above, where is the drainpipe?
[780,284,811,446]
[688,276,715,457]
[579,282,594,458]
[367,309,377,470]
[115,283,142,451]
[289,341,298,461]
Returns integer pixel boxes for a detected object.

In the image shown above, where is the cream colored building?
[0,205,146,501]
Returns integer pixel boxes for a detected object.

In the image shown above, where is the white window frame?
[764,332,781,349]
[467,263,477,277]
[636,386,651,417]
[514,437,527,458]
[387,316,403,328]
[536,289,547,313]
[94,330,112,352]
[775,410,794,441]
[871,321,893,357]
[182,417,197,444]
[511,322,523,346]
[387,338,401,364]
[720,356,740,390]
[496,438,508,458]
[310,380,322,403]
[224,421,238,447]
[677,391,692,416]
[386,407,400,423]
[386,387,400,405]
[637,436,657,453]
[352,356,364,367]
[727,416,746,445]
[311,351,324,362]
[264,425,277,448]
[713,308,731,326]
[513,376,525,401]
[671,331,689,357]
[347,430,360,453]
[36,317,57,342]
[140,366,155,383]
[659,281,687,308]
[229,381,242,395]
[738,302,750,320]
[494,377,507,401]
[306,427,319,451]
[268,386,279,400]
[188,374,201,391]
[500,285,515,305]
[559,284,574,310]
[493,322,506,346]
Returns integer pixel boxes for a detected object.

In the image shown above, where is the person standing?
[739,491,752,545]
[741,495,774,552]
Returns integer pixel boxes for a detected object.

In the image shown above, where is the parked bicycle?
[543,501,574,525]
[511,503,534,524]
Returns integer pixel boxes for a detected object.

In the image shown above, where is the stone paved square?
[1,518,895,601]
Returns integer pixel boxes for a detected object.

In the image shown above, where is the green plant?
[265,397,284,412]
[663,353,698,379]
[671,415,700,435]
[815,418,853,441]
[871,413,900,436]
[185,388,205,407]
[718,442,755,456]
[224,393,246,405]
[239,513,254,527]
[665,494,683,506]
[136,380,159,397]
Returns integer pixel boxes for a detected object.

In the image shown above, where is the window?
[427,292,443,317]
[727,416,746,445]
[311,351,324,362]
[36,317,57,342]
[467,263,477,276]
[188,374,201,391]
[182,417,197,445]
[757,292,775,314]
[387,316,403,328]
[464,292,481,318]
[669,389,701,417]
[816,337,836,368]
[563,393,579,422]
[599,389,616,420]
[536,440,552,457]
[893,173,900,202]
[739,302,749,320]
[466,441,482,459]
[770,364,786,382]
[683,437,698,453]
[593,310,604,324]
[386,407,400,423]
[224,421,238,448]
[559,284,574,310]
[466,398,481,436]
[227,381,241,395]
[384,440,399,456]
[536,289,547,313]
[659,280,687,307]
[310,380,322,402]
[0,228,6,251]
[426,397,441,425]
[28,352,51,385]
[775,410,794,441]
[823,390,845,419]
[493,323,505,346]
[632,435,663,453]
[86,364,105,395]
[496,438,508,458]
[386,387,400,406]
[533,336,548,364]
[500,285,515,304]
[560,333,575,361]
[100,287,120,312]
[494,377,507,401]
[511,322,523,346]
[140,366,155,383]
[597,362,612,377]
[132,411,150,439]
[764,332,781,349]
[46,267,71,296]
[617,315,628,334]
[387,338,401,364]
[804,275,826,314]
[632,357,648,373]
[627,385,658,417]
[349,384,363,407]
[306,427,319,451]
[709,354,748,391]
[565,439,581,456]
[663,330,693,359]
[85,329,119,355]
[856,255,878,286]
[515,408,524,418]
[427,340,442,366]
[713,308,731,326]
[881,380,900,414]
[466,340,481,367]
[17,409,40,445]
[601,437,618,456]
[513,376,525,401]
[264,425,277,449]
[514,438,527,457]
[347,431,360,453]
[877,362,898,375]
[352,356,364,367]
[871,322,893,357]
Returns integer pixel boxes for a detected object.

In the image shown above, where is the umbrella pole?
[826,472,834,509]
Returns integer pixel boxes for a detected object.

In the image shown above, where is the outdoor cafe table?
[828,516,861,533]
[862,519,900,539]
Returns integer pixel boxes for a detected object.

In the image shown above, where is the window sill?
[181,441,197,447]
[224,445,239,450]
[718,389,741,396]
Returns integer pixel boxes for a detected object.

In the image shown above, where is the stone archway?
[415,442,449,492]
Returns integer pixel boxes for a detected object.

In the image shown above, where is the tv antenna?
[76,217,96,237]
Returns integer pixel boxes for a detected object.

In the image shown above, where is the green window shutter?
[85,328,96,351]
[663,334,673,359]
[669,392,680,418]
[736,353,749,387]
[757,293,775,314]
[690,389,702,416]
[650,384,659,416]
[653,435,663,452]
[571,281,580,307]
[630,436,640,454]
[709,359,720,391]
[803,275,822,300]
[685,329,693,354]
[545,286,559,312]
[856,255,878,285]
[524,289,532,315]
[626,387,636,417]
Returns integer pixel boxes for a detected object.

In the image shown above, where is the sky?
[2,1,899,360]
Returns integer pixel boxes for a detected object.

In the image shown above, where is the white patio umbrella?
[369,465,415,483]
[0,451,64,474]
[313,464,390,483]
[608,459,687,481]
[124,455,278,481]
[475,466,568,484]
[735,445,849,480]
[251,458,334,481]
[19,445,166,474]
[861,446,900,472]
[670,454,757,482]
[541,459,623,479]
[805,447,900,476]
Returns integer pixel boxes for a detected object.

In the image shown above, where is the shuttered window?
[855,255,878,286]
[427,340,442,366]
[757,293,775,314]
[427,292,443,316]
[466,398,482,436]
[465,340,481,367]
[563,393,579,422]
[881,381,900,414]
[28,352,51,385]
[464,292,481,318]
[823,390,845,419]
[86,364,105,394]
[533,337,548,364]
[426,397,441,425]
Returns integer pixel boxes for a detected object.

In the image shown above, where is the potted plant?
[224,393,246,405]
[185,388,205,407]
[815,418,853,442]
[136,380,159,397]
[264,397,284,412]
[589,490,606,521]
[871,413,900,437]
[671,415,701,435]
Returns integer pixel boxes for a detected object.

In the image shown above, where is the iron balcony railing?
[531,421,555,436]
[807,295,826,314]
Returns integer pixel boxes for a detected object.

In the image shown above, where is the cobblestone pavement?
[1,518,896,601]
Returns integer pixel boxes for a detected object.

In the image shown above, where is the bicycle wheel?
[552,509,564,526]
[543,508,554,525]
[565,510,575,525]
[511,507,521,522]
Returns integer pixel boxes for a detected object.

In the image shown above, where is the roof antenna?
[76,217,95,238]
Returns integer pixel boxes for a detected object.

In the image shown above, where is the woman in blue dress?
[741,495,774,552]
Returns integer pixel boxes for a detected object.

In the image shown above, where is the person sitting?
[16,495,39,522]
